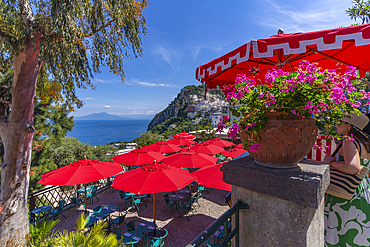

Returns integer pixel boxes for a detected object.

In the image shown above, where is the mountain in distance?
[74,112,151,120]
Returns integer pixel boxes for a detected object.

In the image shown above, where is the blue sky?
[71,0,355,118]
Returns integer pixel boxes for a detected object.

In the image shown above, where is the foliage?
[28,218,60,247]
[52,137,118,167]
[0,0,149,111]
[54,213,118,247]
[29,102,75,192]
[218,61,370,152]
[347,0,370,24]
[27,214,119,247]
[197,125,218,142]
[133,131,164,147]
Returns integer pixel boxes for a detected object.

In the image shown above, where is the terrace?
[29,182,231,246]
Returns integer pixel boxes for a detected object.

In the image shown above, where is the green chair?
[118,190,131,210]
[69,195,83,211]
[148,228,168,247]
[132,195,146,212]
[86,185,99,204]
[93,205,108,214]
[126,220,141,231]
[112,230,121,240]
[180,199,195,221]
[192,192,202,208]
[198,186,207,197]
[29,217,35,226]
[109,213,127,231]
[163,194,175,214]
[48,200,67,219]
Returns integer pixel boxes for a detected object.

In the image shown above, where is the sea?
[66,119,151,146]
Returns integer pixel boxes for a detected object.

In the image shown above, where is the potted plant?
[217,61,370,168]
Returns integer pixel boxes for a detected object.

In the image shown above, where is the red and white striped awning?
[196,24,370,89]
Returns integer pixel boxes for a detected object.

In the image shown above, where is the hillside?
[147,84,224,131]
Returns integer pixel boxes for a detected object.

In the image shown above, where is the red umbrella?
[161,150,218,168]
[173,132,196,139]
[111,162,194,222]
[192,163,232,191]
[236,143,244,148]
[166,137,196,146]
[38,159,123,212]
[142,141,182,153]
[112,148,167,165]
[196,24,370,91]
[186,142,224,155]
[221,147,247,158]
[204,138,234,147]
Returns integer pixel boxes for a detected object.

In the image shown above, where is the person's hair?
[348,126,370,153]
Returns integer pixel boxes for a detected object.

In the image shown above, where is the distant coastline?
[67,119,150,146]
[73,112,153,121]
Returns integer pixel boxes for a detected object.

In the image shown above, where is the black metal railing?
[28,178,110,218]
[186,200,249,247]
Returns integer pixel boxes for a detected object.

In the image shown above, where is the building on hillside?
[187,105,196,118]
[115,143,138,155]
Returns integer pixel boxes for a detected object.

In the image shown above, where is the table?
[77,187,92,194]
[171,194,185,209]
[100,205,118,214]
[100,205,118,222]
[121,230,143,246]
[179,189,190,195]
[31,205,52,220]
[136,221,156,233]
[86,212,109,228]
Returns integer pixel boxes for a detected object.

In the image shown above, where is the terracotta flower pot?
[240,112,318,168]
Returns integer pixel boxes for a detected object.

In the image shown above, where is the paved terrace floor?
[53,187,230,247]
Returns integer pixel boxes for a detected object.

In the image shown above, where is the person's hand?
[323,154,335,164]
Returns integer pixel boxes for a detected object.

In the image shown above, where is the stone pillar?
[223,155,329,247]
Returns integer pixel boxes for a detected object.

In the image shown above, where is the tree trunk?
[0,35,41,245]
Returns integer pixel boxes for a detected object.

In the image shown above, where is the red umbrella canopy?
[111,163,194,194]
[172,132,196,139]
[161,150,218,168]
[186,142,224,155]
[221,147,247,158]
[236,143,244,148]
[196,24,370,90]
[166,137,197,146]
[38,159,123,186]
[142,141,182,153]
[192,163,231,191]
[112,148,167,165]
[204,138,234,147]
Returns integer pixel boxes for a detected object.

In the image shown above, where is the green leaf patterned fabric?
[325,158,370,247]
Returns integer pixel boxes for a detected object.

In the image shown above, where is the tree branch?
[18,0,35,25]
[84,19,115,38]
[0,87,11,96]
[0,30,15,50]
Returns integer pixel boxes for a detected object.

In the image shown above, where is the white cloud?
[126,78,177,88]
[192,42,225,60]
[104,105,111,109]
[92,78,121,84]
[153,45,180,70]
[256,0,354,33]
[82,97,95,100]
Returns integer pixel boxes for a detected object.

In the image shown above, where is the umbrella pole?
[153,193,156,223]
[84,183,87,213]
